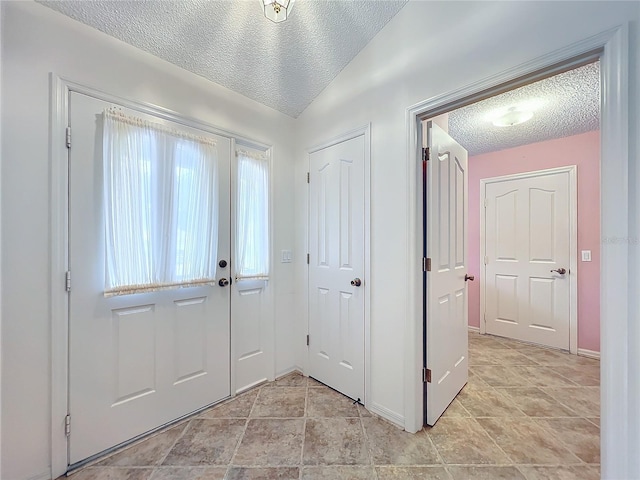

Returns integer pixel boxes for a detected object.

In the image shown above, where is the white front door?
[68,92,231,464]
[308,135,365,402]
[483,169,573,350]
[425,121,469,426]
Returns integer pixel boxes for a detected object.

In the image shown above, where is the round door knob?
[218,278,229,287]
[550,268,567,275]
[465,274,475,282]
[219,259,228,268]
[351,278,362,287]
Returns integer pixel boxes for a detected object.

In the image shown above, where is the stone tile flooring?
[66,331,600,479]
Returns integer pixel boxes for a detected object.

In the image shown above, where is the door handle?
[550,268,567,275]
[218,278,229,287]
[465,274,475,282]
[351,278,362,287]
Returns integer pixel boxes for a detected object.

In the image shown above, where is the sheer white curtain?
[236,149,269,280]
[103,109,219,295]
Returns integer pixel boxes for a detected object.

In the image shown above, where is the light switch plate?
[581,250,592,262]
[281,250,292,263]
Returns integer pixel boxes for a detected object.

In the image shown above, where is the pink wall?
[468,131,600,352]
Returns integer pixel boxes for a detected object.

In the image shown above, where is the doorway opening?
[417,54,606,465]
[418,59,602,470]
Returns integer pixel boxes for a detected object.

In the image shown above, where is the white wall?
[0,2,297,479]
[295,0,639,475]
[0,2,3,477]
[630,10,640,479]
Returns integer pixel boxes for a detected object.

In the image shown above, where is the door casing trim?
[479,165,579,354]
[49,75,273,478]
[405,23,630,479]
[305,124,372,409]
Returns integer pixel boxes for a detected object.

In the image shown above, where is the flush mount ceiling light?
[262,0,294,23]
[491,106,534,127]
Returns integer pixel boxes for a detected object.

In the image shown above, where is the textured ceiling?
[38,0,408,118]
[448,62,600,156]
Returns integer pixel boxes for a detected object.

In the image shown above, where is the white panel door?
[484,170,571,350]
[308,135,365,402]
[68,92,231,464]
[425,122,469,426]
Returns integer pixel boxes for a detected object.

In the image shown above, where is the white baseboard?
[578,348,600,360]
[27,469,52,480]
[468,325,480,333]
[369,402,405,428]
[275,366,302,379]
[236,377,268,394]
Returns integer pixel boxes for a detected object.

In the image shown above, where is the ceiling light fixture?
[491,106,534,127]
[262,0,294,23]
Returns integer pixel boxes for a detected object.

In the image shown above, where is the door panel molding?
[405,29,630,480]
[479,166,578,353]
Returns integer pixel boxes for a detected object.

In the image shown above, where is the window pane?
[103,110,219,295]
[236,151,269,279]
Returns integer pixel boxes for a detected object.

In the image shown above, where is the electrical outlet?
[581,250,592,262]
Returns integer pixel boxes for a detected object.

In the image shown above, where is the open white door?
[68,92,231,464]
[308,134,365,402]
[424,121,469,426]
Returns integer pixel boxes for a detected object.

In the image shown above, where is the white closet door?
[308,135,365,402]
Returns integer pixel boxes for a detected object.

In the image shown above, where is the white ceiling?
[37,0,408,118]
[448,62,600,156]
[37,1,599,151]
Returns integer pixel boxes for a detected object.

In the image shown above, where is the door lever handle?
[550,268,567,275]
[465,274,475,282]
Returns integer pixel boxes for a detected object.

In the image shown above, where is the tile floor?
[66,331,600,480]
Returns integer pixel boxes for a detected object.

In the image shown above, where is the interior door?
[68,92,231,464]
[308,135,365,402]
[484,170,572,350]
[424,121,469,426]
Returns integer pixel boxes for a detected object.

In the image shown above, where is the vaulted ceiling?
[38,1,600,154]
[38,0,409,118]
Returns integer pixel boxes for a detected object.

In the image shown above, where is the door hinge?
[65,270,71,292]
[484,256,488,265]
[65,126,71,148]
[484,198,488,208]
[423,257,431,272]
[307,253,310,264]
[306,335,310,346]
[423,368,432,383]
[422,147,430,162]
[306,172,310,183]
[65,414,71,436]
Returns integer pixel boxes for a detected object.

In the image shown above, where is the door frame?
[479,166,578,353]
[404,24,630,477]
[305,124,372,411]
[49,75,273,478]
